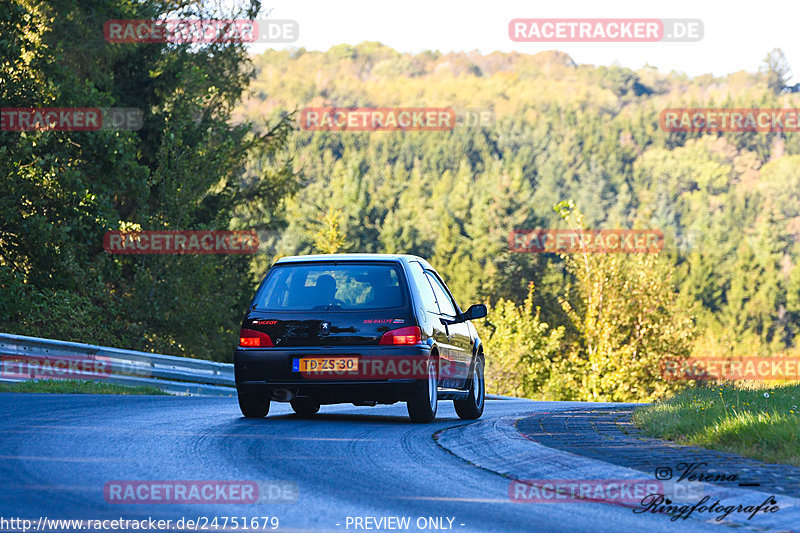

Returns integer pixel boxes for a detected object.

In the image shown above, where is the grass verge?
[633,383,800,466]
[0,380,168,395]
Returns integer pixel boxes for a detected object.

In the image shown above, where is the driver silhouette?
[314,274,338,305]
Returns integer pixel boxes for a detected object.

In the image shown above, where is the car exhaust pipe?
[271,389,295,402]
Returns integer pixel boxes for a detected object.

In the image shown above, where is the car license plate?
[292,357,358,373]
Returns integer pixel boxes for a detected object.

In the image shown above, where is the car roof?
[274,253,432,269]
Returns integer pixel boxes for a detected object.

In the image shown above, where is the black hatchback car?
[234,254,487,422]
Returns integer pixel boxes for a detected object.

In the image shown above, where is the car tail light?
[379,326,421,345]
[239,328,274,347]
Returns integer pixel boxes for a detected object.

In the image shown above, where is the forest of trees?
[1,0,296,359]
[236,43,800,400]
[3,2,800,401]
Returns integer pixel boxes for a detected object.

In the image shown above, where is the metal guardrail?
[0,333,236,396]
[0,332,518,400]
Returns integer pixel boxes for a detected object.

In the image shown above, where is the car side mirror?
[461,304,487,321]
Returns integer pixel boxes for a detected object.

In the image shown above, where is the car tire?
[291,397,320,417]
[406,358,438,423]
[237,388,270,418]
[454,357,484,420]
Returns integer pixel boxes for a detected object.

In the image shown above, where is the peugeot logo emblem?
[320,322,330,335]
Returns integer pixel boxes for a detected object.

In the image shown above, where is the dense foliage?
[4,17,800,398]
[1,0,294,360]
[236,44,800,397]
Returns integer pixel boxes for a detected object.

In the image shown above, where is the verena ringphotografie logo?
[0,354,112,380]
[653,462,742,484]
[103,480,297,504]
[1,108,142,131]
[510,480,664,504]
[661,357,800,381]
[509,19,703,43]
[293,354,462,380]
[634,494,780,523]
[509,229,664,254]
[660,108,800,132]
[299,107,456,132]
[104,19,298,44]
[103,230,258,254]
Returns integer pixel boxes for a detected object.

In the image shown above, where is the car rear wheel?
[237,388,270,418]
[291,397,321,417]
[454,357,484,420]
[406,358,438,423]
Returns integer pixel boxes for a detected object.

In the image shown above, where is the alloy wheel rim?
[428,362,437,411]
[474,365,483,407]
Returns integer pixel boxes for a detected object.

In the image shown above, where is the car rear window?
[253,262,407,311]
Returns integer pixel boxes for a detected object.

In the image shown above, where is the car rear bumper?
[234,345,432,404]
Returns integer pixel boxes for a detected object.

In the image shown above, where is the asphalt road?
[0,394,740,532]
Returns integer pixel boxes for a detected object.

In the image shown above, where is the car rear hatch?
[241,311,416,347]
[236,261,424,383]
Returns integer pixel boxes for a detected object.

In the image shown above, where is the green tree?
[0,0,295,360]
[760,48,792,94]
[555,201,695,401]
[313,207,348,254]
[475,283,564,398]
